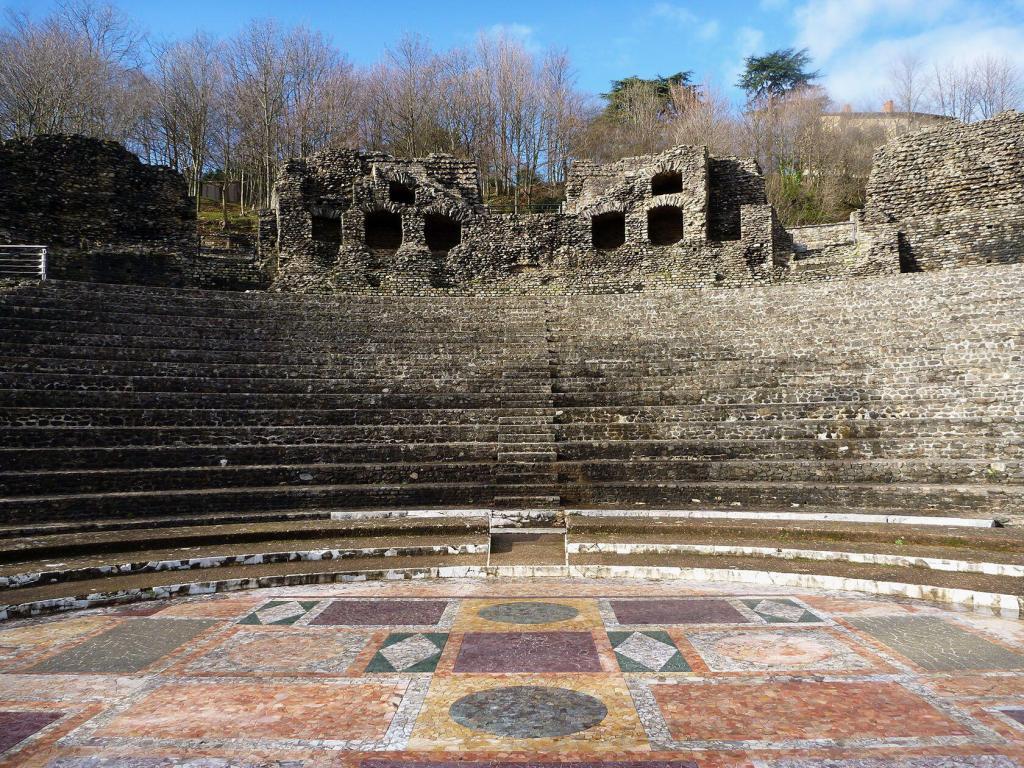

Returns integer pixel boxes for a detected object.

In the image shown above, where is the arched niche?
[591,211,626,250]
[648,206,684,245]
[651,170,683,196]
[365,210,403,251]
[424,213,462,253]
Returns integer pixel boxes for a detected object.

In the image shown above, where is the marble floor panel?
[1,577,1022,768]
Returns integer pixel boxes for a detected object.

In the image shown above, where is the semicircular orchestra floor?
[2,578,1024,768]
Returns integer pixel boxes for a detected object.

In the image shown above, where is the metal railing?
[0,245,48,281]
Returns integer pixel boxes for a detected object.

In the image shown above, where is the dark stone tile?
[610,598,747,625]
[366,633,448,673]
[448,686,607,737]
[311,599,450,626]
[454,631,602,673]
[740,597,822,624]
[0,710,62,753]
[1003,708,1024,726]
[27,619,216,674]
[848,616,1024,672]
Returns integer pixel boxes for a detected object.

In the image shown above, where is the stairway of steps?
[1,268,1023,615]
[490,303,561,530]
[564,511,1024,608]
[0,513,491,611]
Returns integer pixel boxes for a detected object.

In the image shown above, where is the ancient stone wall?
[270,144,787,294]
[0,135,202,283]
[862,110,1024,271]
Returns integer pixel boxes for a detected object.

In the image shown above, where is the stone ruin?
[262,110,1024,294]
[0,135,265,289]
[2,111,1024,292]
[0,135,196,285]
[264,145,786,294]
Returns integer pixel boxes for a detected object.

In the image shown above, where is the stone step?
[0,407,546,429]
[0,516,490,564]
[499,434,556,445]
[0,390,556,410]
[0,424,503,449]
[567,550,1024,607]
[557,437,1023,461]
[0,443,498,471]
[0,531,491,591]
[497,449,557,459]
[0,507,491,539]
[0,483,496,524]
[1,549,491,615]
[0,416,1013,451]
[492,495,562,510]
[4,393,1017,423]
[558,479,1022,515]
[0,461,497,496]
[0,437,1016,475]
[554,457,1023,485]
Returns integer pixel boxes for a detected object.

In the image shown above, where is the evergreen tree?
[601,72,696,118]
[737,48,819,100]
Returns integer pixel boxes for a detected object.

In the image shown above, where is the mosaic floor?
[2,577,1024,767]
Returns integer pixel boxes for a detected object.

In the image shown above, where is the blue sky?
[10,0,1024,106]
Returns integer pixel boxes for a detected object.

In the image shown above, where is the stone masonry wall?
[0,135,200,284]
[270,145,786,294]
[863,110,1024,271]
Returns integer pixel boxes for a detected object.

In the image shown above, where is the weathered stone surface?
[862,110,1024,272]
[265,144,782,294]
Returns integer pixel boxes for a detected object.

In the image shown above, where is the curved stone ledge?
[2,563,1019,622]
[0,543,488,590]
[568,542,1024,577]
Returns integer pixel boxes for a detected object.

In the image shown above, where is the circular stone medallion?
[449,685,607,738]
[477,601,579,625]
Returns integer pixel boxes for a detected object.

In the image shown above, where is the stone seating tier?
[0,266,1022,614]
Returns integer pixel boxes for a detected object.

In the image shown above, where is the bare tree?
[668,81,736,155]
[152,32,221,214]
[0,3,143,140]
[973,55,1021,119]
[889,53,928,115]
[228,20,287,208]
[931,60,978,123]
[282,25,358,157]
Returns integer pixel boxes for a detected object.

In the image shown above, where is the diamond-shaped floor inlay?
[368,633,448,673]
[741,598,822,624]
[239,600,319,626]
[609,631,690,672]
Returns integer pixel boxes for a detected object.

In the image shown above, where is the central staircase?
[491,302,560,529]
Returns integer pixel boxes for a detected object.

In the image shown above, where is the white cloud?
[822,21,1024,106]
[486,23,533,39]
[651,3,721,40]
[724,26,767,87]
[792,0,958,62]
[483,23,540,52]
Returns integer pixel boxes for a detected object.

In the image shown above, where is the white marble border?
[569,508,997,528]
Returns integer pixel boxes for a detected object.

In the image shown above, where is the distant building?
[822,100,959,138]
